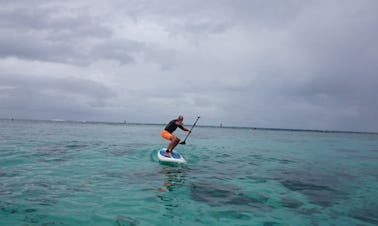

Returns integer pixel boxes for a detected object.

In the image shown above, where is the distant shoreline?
[1,118,377,135]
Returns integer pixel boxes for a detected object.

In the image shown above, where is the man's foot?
[163,150,171,157]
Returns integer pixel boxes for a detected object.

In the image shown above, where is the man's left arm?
[179,125,191,132]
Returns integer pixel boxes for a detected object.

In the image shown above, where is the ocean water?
[0,119,377,226]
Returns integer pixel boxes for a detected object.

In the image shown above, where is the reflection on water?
[157,165,187,193]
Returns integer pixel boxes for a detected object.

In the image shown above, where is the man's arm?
[178,125,190,132]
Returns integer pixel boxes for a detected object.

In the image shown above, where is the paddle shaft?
[180,116,200,144]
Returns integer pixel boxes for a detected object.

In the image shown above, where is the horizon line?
[1,118,377,135]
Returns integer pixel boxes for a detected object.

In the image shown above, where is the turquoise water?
[1,119,377,226]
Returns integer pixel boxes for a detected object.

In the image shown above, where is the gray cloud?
[0,74,115,120]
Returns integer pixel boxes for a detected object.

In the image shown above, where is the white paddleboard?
[157,148,186,163]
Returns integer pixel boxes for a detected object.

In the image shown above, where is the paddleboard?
[157,148,186,163]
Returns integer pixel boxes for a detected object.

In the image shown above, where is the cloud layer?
[1,0,377,132]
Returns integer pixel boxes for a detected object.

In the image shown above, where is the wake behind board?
[157,148,186,163]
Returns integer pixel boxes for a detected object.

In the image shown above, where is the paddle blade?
[180,141,186,145]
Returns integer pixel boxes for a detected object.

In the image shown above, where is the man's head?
[178,115,184,122]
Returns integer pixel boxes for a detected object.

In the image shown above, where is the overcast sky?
[1,0,377,132]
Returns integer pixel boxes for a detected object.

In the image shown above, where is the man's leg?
[171,137,181,151]
[165,135,180,156]
[165,136,175,156]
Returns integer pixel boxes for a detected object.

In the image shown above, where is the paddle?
[180,116,200,145]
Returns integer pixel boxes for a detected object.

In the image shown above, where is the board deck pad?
[157,148,186,163]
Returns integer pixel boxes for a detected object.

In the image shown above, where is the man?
[161,115,191,157]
